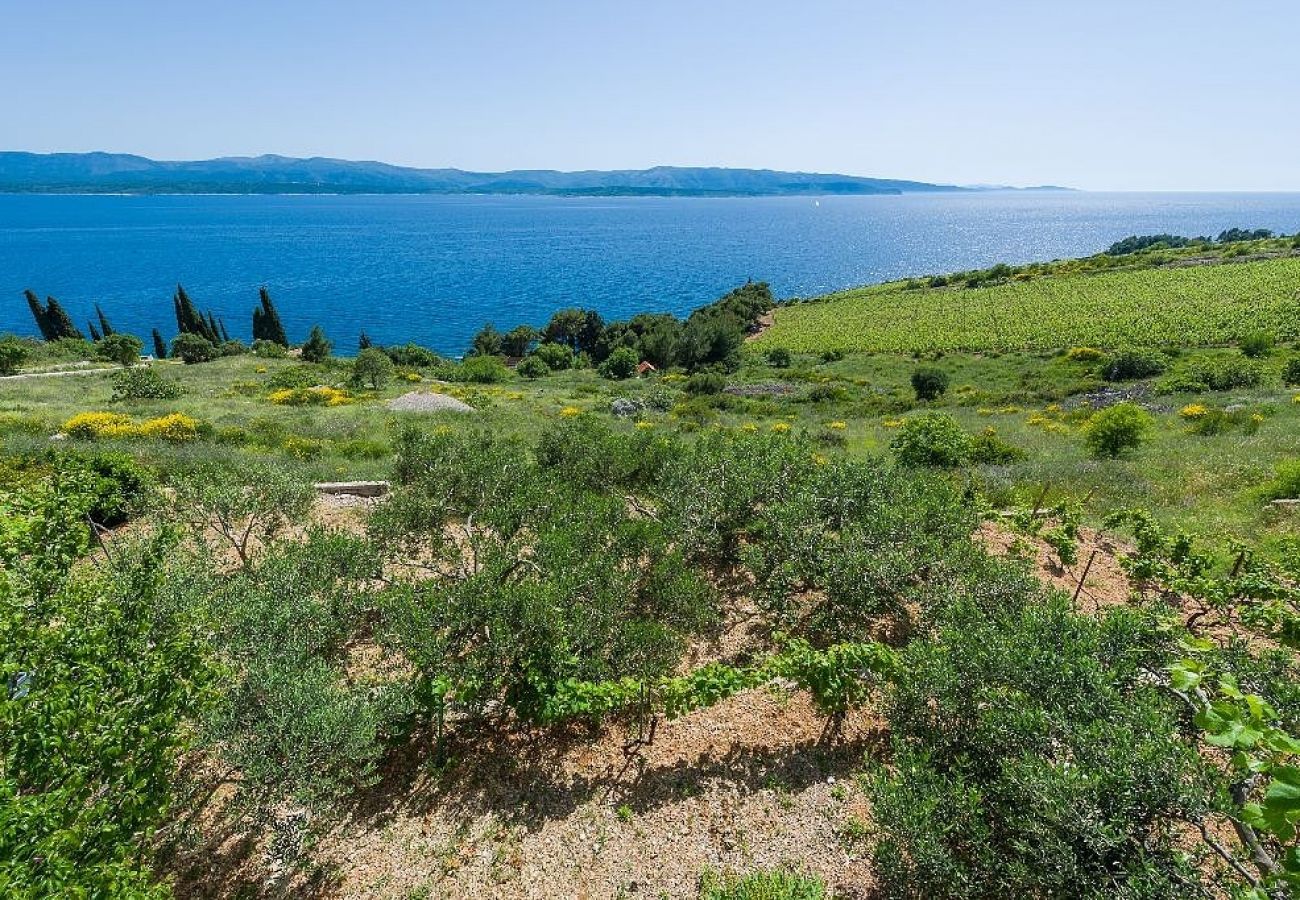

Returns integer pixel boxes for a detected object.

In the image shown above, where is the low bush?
[217,339,247,357]
[819,348,846,363]
[266,365,320,390]
[0,336,31,375]
[685,372,727,395]
[383,342,442,367]
[969,427,1027,464]
[171,333,217,364]
[251,338,288,358]
[1240,331,1274,358]
[911,366,950,401]
[1284,357,1300,387]
[453,355,511,383]
[1261,460,1300,501]
[766,347,794,368]
[95,333,144,366]
[1103,349,1167,381]
[1083,402,1151,458]
[890,412,971,467]
[698,868,826,900]
[599,346,640,380]
[110,366,184,401]
[137,412,201,442]
[351,347,394,390]
[532,342,575,371]
[516,355,550,379]
[62,411,136,440]
[1065,346,1104,362]
[268,385,352,406]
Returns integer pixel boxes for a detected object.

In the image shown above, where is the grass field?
[757,254,1300,353]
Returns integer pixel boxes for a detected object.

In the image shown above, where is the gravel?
[387,391,475,413]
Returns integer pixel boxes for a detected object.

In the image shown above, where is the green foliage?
[251,286,288,346]
[453,355,511,383]
[684,372,727,395]
[66,450,157,528]
[24,289,85,341]
[515,355,550,379]
[1283,357,1300,387]
[531,341,574,371]
[170,332,216,364]
[869,599,1208,900]
[1240,331,1275,358]
[1083,403,1151,458]
[766,347,793,368]
[890,412,971,468]
[0,336,29,375]
[1106,233,1195,255]
[111,365,184,401]
[1262,460,1300,502]
[762,257,1300,354]
[598,345,639,379]
[968,426,1027,464]
[0,473,209,898]
[351,347,394,390]
[535,416,678,491]
[300,324,333,363]
[251,338,288,358]
[172,284,223,344]
[1104,348,1168,381]
[910,365,950,401]
[96,332,144,366]
[469,322,503,357]
[698,868,826,899]
[501,325,538,357]
[383,343,442,368]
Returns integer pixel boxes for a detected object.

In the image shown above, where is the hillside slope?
[758,254,1300,353]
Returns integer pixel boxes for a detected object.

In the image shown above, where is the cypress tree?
[43,297,84,341]
[95,304,114,337]
[25,290,54,340]
[253,287,288,346]
[358,331,373,350]
[218,318,231,343]
[152,329,168,360]
[88,321,103,342]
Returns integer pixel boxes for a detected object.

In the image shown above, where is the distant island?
[0,151,1072,197]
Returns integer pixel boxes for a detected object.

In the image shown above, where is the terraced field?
[758,255,1300,353]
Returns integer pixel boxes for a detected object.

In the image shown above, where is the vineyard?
[758,255,1300,354]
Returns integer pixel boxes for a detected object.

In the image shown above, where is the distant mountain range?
[0,152,1071,197]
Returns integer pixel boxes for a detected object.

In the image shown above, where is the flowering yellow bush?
[268,386,352,406]
[403,372,423,383]
[1180,403,1209,420]
[882,418,905,429]
[741,422,759,432]
[559,406,581,418]
[1293,393,1300,404]
[62,411,201,442]
[138,413,200,442]
[771,422,791,433]
[827,421,847,430]
[1066,346,1104,362]
[634,420,655,429]
[62,412,135,440]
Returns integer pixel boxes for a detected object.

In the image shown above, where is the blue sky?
[2,0,1297,190]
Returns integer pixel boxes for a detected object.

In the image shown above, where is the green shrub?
[685,372,727,395]
[1284,357,1300,387]
[65,450,156,527]
[1065,346,1104,362]
[1240,331,1274,358]
[698,868,826,900]
[384,342,441,368]
[110,366,184,401]
[1261,460,1300,501]
[890,412,971,467]
[819,348,846,363]
[266,365,320,390]
[351,347,395,390]
[969,427,1027,464]
[766,347,793,368]
[1191,358,1263,392]
[0,336,30,375]
[869,599,1207,899]
[454,355,511,383]
[1083,403,1151,458]
[251,338,288,358]
[532,342,575,371]
[170,332,216,364]
[95,333,144,366]
[217,339,247,357]
[1103,349,1167,381]
[599,345,640,380]
[910,366,950,401]
[300,325,332,363]
[516,355,550,379]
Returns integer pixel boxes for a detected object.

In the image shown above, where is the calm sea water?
[3,192,1299,355]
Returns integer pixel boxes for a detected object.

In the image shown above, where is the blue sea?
[3,192,1299,355]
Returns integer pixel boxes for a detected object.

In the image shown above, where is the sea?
[2,191,1299,356]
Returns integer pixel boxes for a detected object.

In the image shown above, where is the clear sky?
[2,0,1297,190]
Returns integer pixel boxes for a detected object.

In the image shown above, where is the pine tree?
[152,329,168,359]
[88,321,103,342]
[301,325,332,363]
[43,297,85,341]
[95,304,114,337]
[252,287,288,346]
[25,290,54,340]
